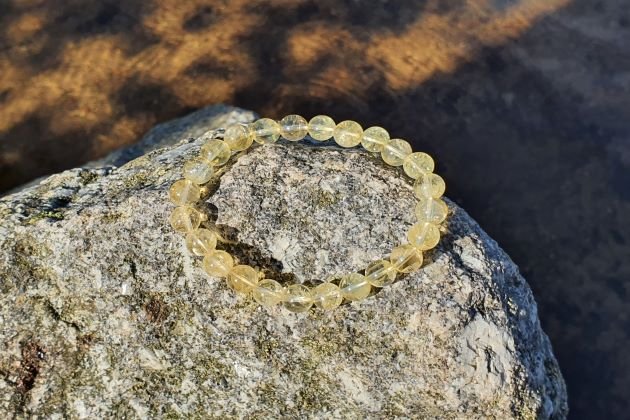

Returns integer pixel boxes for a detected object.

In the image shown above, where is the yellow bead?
[200,140,231,166]
[227,264,259,294]
[169,179,201,205]
[183,157,214,185]
[408,222,441,250]
[280,114,308,141]
[381,139,412,166]
[185,228,217,256]
[312,282,343,310]
[415,196,449,224]
[169,206,204,233]
[403,152,435,179]
[252,118,280,144]
[361,126,390,152]
[339,273,371,301]
[333,120,363,148]
[308,115,335,141]
[253,279,286,306]
[203,250,234,277]
[224,124,254,151]
[414,173,446,199]
[283,284,313,312]
[390,244,423,273]
[365,260,396,287]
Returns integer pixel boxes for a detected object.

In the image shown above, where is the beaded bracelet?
[168,115,448,312]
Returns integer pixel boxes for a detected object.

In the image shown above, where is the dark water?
[1,0,629,418]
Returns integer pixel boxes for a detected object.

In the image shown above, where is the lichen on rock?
[0,105,567,418]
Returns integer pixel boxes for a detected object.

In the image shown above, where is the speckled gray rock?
[0,106,567,419]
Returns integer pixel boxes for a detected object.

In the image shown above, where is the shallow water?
[1,0,629,418]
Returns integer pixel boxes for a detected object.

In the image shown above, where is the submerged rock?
[0,106,567,418]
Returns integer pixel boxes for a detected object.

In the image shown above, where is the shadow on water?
[1,0,630,418]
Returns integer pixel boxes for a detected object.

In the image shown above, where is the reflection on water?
[1,0,630,418]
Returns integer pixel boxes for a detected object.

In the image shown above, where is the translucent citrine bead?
[203,250,234,277]
[339,273,371,301]
[224,124,253,151]
[253,279,286,306]
[308,115,335,141]
[390,244,423,273]
[283,284,313,313]
[227,264,259,293]
[312,282,343,310]
[169,179,201,205]
[280,114,308,141]
[415,196,448,224]
[169,206,204,233]
[408,222,441,250]
[414,173,446,199]
[333,120,363,148]
[403,152,435,179]
[201,140,231,166]
[365,260,396,287]
[361,126,390,152]
[381,138,412,166]
[252,118,280,144]
[185,228,217,256]
[183,157,214,185]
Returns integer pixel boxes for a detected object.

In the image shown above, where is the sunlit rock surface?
[0,106,567,418]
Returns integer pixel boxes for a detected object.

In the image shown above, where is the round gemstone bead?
[223,124,253,151]
[415,196,449,224]
[283,284,313,313]
[183,157,214,185]
[361,126,390,152]
[200,140,231,166]
[185,228,217,256]
[227,264,259,293]
[365,260,396,287]
[169,179,201,205]
[253,279,286,306]
[312,282,343,311]
[169,206,204,233]
[333,120,363,148]
[280,114,308,141]
[339,274,371,301]
[390,244,423,273]
[408,222,441,250]
[414,173,446,199]
[308,115,335,141]
[203,250,234,277]
[403,152,435,179]
[381,138,412,166]
[252,118,280,144]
